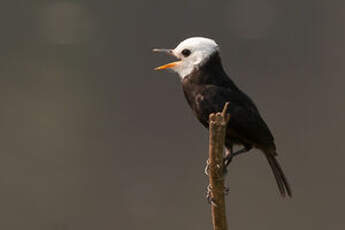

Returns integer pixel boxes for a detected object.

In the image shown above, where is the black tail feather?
[265,152,292,198]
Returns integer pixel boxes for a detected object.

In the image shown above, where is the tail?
[264,151,292,198]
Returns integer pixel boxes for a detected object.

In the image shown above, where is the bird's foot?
[223,146,252,175]
[204,159,210,176]
[206,184,230,204]
[223,156,232,176]
[206,184,217,207]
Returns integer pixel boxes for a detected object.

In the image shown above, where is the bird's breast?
[182,84,216,128]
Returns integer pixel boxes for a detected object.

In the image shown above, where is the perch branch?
[208,102,230,230]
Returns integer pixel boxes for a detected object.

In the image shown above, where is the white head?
[154,37,219,79]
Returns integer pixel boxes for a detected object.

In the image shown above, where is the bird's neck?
[183,52,238,89]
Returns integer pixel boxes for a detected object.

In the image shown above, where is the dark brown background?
[0,0,344,229]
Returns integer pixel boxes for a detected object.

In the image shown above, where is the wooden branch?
[208,102,230,230]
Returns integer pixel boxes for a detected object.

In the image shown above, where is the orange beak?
[154,61,182,70]
[153,48,181,70]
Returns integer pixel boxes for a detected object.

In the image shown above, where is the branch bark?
[208,102,230,230]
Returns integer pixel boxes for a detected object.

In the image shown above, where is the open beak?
[153,48,182,70]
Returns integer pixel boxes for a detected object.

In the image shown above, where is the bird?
[153,37,292,198]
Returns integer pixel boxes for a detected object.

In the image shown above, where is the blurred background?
[0,0,344,229]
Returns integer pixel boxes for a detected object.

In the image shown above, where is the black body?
[182,52,292,197]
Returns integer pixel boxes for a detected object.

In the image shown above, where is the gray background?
[0,0,344,229]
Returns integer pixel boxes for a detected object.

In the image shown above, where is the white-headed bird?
[154,37,291,197]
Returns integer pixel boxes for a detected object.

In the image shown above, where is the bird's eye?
[181,49,191,57]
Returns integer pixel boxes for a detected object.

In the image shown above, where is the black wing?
[198,85,275,147]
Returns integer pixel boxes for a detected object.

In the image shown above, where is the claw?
[206,184,217,207]
[208,196,217,207]
[204,159,210,176]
